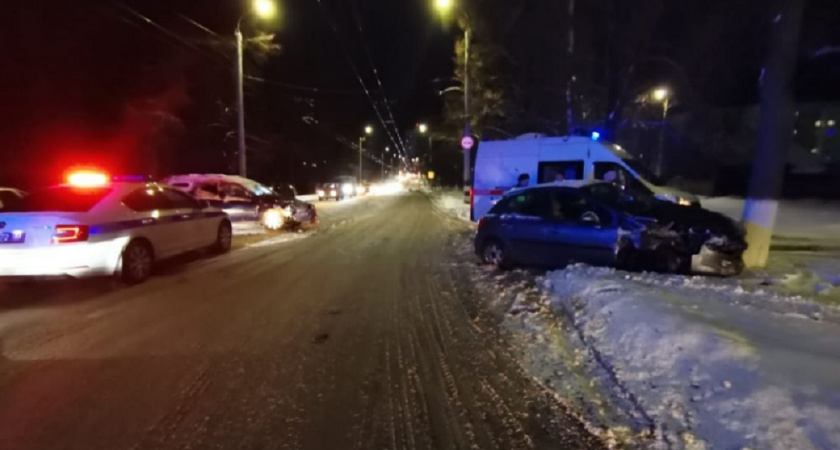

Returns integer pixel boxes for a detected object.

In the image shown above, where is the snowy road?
[0,193,602,450]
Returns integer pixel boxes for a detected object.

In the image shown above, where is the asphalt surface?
[0,193,603,450]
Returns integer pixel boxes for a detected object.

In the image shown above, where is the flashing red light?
[67,171,109,187]
[52,225,90,244]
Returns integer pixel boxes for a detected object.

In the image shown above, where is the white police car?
[0,171,232,284]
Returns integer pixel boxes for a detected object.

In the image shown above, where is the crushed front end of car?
[619,215,747,276]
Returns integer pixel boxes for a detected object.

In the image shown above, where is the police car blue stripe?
[89,211,227,235]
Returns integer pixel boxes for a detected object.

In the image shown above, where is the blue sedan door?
[543,190,619,267]
[494,191,554,266]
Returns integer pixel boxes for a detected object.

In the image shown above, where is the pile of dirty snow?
[431,190,472,223]
[543,264,840,450]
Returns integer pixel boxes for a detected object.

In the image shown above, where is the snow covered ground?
[544,265,840,450]
[431,189,472,222]
[461,255,840,449]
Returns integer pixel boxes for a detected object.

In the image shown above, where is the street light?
[433,0,471,195]
[360,125,373,181]
[651,87,671,177]
[434,0,453,11]
[235,0,279,177]
[253,0,277,19]
[417,123,433,164]
[653,88,669,102]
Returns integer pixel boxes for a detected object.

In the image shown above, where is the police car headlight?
[342,183,354,195]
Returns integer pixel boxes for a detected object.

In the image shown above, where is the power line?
[347,0,410,159]
[111,2,227,63]
[311,0,408,167]
[245,75,369,95]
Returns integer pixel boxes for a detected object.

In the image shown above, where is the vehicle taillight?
[52,225,90,244]
[477,217,487,228]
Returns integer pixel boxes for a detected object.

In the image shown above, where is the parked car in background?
[163,174,316,230]
[474,181,746,276]
[0,187,26,210]
[317,176,357,201]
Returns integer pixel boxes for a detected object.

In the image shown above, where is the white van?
[471,134,699,221]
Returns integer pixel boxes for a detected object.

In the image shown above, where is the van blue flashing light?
[591,131,601,141]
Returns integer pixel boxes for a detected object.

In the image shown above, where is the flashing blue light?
[828,129,837,137]
[591,131,601,141]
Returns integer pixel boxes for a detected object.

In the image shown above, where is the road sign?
[461,135,475,150]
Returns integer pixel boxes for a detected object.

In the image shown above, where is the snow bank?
[232,221,266,236]
[431,190,472,223]
[544,265,840,450]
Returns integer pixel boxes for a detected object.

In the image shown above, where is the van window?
[539,161,584,183]
[593,162,651,194]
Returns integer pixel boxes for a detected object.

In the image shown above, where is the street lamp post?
[434,0,471,192]
[360,125,373,181]
[382,146,389,178]
[418,123,433,162]
[235,0,278,177]
[653,87,671,178]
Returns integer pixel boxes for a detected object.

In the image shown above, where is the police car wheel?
[122,240,154,284]
[215,221,233,253]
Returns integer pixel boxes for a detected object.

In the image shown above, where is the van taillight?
[53,225,90,244]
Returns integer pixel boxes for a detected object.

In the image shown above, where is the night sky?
[2,0,839,189]
[1,0,454,189]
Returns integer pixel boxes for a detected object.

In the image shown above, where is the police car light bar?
[67,171,109,187]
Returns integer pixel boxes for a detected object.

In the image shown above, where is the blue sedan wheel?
[481,239,512,270]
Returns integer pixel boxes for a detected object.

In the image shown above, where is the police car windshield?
[4,186,111,213]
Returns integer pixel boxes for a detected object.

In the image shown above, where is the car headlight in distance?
[342,183,354,195]
[262,209,284,230]
[678,197,693,207]
[316,189,325,197]
[355,185,366,195]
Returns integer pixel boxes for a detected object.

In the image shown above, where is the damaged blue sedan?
[474,181,746,276]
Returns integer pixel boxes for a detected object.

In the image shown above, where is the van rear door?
[472,139,539,221]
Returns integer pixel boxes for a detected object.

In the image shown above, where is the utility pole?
[462,28,471,200]
[235,27,247,177]
[741,0,805,268]
[359,136,364,181]
[655,96,670,177]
